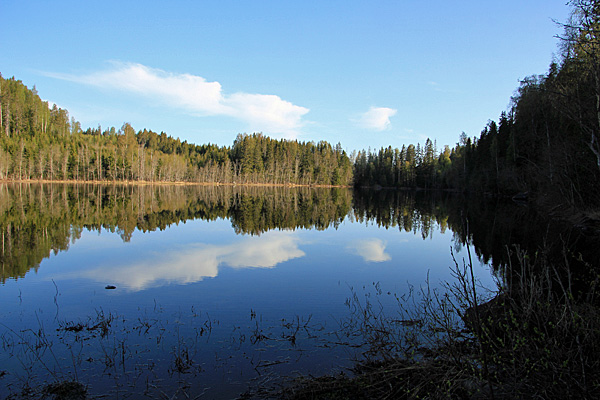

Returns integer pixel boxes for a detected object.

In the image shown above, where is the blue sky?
[2,1,569,152]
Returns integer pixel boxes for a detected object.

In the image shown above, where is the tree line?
[0,75,353,186]
[460,1,600,208]
[2,3,599,209]
[352,138,453,189]
[354,1,600,210]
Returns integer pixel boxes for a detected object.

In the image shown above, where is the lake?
[0,183,500,398]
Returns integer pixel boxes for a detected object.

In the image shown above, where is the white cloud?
[70,231,305,291]
[348,238,391,263]
[354,107,397,131]
[220,232,305,269]
[46,62,309,138]
[226,92,308,138]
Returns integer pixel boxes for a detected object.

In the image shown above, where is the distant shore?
[0,178,351,189]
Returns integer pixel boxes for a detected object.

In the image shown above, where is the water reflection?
[0,183,350,283]
[3,183,570,399]
[73,231,304,291]
[3,183,590,286]
[348,238,391,262]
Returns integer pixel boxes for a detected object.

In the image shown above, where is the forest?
[355,1,600,213]
[2,2,600,215]
[0,76,352,187]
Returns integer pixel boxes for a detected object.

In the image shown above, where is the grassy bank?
[251,246,600,399]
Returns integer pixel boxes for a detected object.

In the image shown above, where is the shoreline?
[0,178,352,189]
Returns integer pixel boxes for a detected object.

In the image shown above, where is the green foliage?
[230,133,353,186]
[4,0,600,206]
[353,141,452,189]
[0,75,352,186]
[353,2,600,210]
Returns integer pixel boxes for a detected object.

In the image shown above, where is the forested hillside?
[459,1,600,208]
[2,0,600,211]
[355,1,600,210]
[0,184,352,282]
[0,75,353,186]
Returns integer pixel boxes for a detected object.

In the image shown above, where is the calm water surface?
[0,184,496,398]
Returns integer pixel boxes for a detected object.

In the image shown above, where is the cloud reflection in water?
[348,238,391,263]
[78,232,305,291]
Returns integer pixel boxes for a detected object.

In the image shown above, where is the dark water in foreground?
[0,184,503,398]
